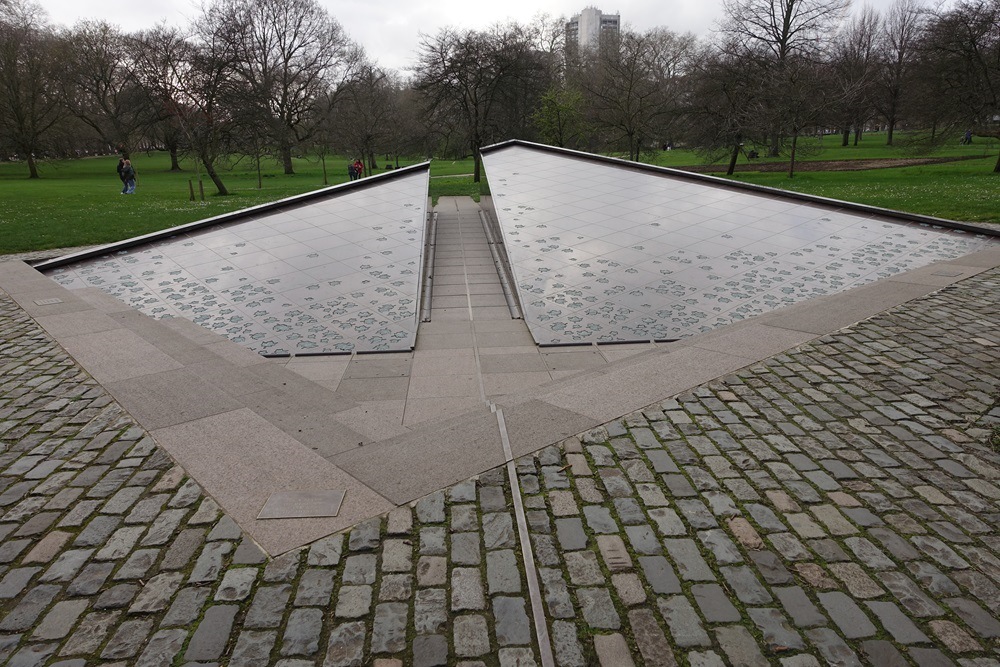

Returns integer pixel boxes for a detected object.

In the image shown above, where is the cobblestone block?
[716,625,770,667]
[283,608,323,655]
[691,583,741,623]
[663,539,714,581]
[487,549,521,594]
[347,517,381,552]
[453,614,490,657]
[307,535,344,567]
[451,568,485,611]
[32,599,89,640]
[134,628,187,667]
[184,605,237,661]
[342,555,377,585]
[188,541,232,584]
[334,586,372,619]
[161,588,212,628]
[414,588,447,634]
[493,597,531,646]
[129,571,185,613]
[417,556,447,587]
[611,572,646,606]
[412,634,448,667]
[805,627,862,667]
[101,618,153,659]
[658,595,709,647]
[817,592,876,638]
[324,622,365,667]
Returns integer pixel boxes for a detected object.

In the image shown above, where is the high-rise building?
[565,7,620,53]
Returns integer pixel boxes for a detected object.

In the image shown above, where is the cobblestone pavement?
[0,267,999,666]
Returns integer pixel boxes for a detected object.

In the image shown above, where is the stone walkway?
[0,265,998,666]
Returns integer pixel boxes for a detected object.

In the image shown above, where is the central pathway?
[281,197,652,436]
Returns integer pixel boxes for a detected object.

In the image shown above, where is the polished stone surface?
[45,172,429,354]
[482,145,997,345]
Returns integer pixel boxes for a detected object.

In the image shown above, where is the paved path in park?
[0,262,999,665]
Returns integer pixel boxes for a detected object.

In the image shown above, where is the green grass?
[0,153,471,254]
[724,157,1000,223]
[2,133,998,255]
[429,176,487,205]
[643,131,1000,168]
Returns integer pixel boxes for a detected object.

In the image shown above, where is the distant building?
[565,7,620,55]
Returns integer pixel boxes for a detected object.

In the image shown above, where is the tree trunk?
[727,142,740,176]
[787,133,798,179]
[473,152,482,183]
[854,127,862,145]
[27,154,39,179]
[169,145,181,171]
[256,155,262,190]
[281,145,294,175]
[886,120,895,146]
[841,128,850,146]
[994,148,1000,173]
[202,157,228,195]
[321,155,328,185]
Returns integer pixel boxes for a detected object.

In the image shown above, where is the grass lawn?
[2,133,997,255]
[0,153,472,254]
[726,157,1000,223]
[642,131,1000,169]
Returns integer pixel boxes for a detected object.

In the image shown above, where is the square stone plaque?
[33,298,64,305]
[257,490,346,520]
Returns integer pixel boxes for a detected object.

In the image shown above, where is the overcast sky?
[38,0,927,73]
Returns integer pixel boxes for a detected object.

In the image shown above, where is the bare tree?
[830,6,881,146]
[132,23,238,195]
[580,28,699,161]
[721,0,850,61]
[719,0,850,156]
[0,0,66,178]
[219,0,358,174]
[686,45,767,174]
[60,21,153,158]
[875,0,924,144]
[921,0,1000,171]
[415,24,546,182]
[330,64,400,173]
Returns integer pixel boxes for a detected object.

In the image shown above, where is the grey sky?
[39,0,923,73]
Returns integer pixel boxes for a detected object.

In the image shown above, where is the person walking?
[353,159,364,179]
[117,157,128,194]
[121,159,137,194]
[348,162,357,181]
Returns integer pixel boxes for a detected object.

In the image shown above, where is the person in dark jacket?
[117,158,128,194]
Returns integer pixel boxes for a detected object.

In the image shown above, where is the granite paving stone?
[1,252,1000,665]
